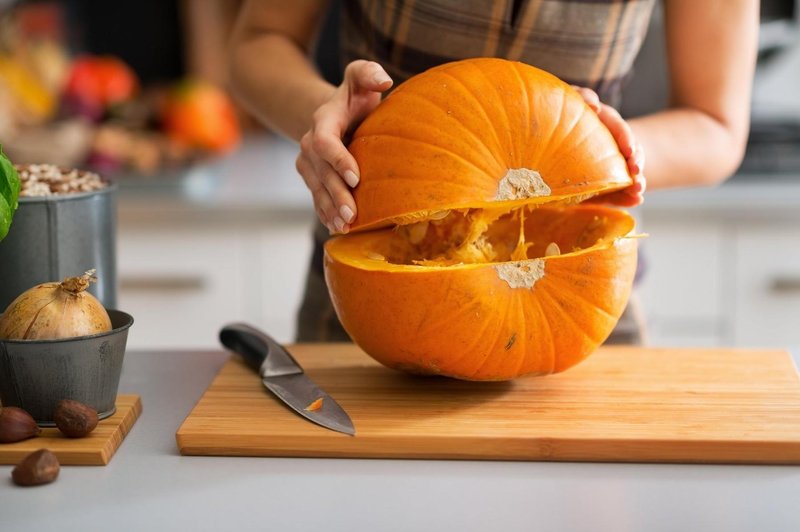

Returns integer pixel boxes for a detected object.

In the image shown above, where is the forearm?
[629,108,748,190]
[632,0,758,192]
[229,33,334,141]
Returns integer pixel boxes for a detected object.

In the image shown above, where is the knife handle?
[219,323,304,377]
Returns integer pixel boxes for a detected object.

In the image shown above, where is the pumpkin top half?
[348,58,632,232]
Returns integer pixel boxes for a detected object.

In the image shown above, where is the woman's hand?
[296,60,393,234]
[572,86,646,207]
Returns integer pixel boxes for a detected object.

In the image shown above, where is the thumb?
[344,60,393,94]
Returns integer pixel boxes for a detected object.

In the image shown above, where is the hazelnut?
[12,449,60,486]
[0,406,41,443]
[53,399,99,438]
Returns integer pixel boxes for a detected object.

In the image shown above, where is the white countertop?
[2,348,799,532]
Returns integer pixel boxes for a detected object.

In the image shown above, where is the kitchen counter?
[115,133,800,225]
[2,349,799,532]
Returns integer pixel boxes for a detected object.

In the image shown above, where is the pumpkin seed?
[545,242,560,256]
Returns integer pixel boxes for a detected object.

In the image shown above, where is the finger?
[571,85,601,114]
[597,103,635,159]
[316,191,340,234]
[311,121,361,188]
[627,142,646,177]
[296,153,338,231]
[308,111,360,223]
[636,170,647,196]
[635,143,646,176]
[315,160,356,232]
[344,60,393,93]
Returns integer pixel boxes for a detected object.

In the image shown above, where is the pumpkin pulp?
[329,203,635,272]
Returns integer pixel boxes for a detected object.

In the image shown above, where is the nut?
[53,399,99,438]
[12,449,60,486]
[0,406,41,443]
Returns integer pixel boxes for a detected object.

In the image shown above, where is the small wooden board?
[176,346,800,464]
[0,394,142,466]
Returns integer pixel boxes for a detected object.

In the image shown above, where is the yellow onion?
[0,270,112,340]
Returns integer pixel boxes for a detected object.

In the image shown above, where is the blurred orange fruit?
[161,80,241,154]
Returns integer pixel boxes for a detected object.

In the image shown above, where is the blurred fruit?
[63,55,139,121]
[0,54,57,124]
[160,79,240,153]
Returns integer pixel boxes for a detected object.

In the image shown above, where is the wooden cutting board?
[0,395,142,465]
[176,346,800,464]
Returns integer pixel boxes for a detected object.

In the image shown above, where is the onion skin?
[0,270,112,340]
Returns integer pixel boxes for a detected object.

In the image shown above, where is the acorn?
[12,449,60,486]
[0,406,41,443]
[53,399,99,438]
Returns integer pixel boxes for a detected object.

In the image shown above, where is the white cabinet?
[117,217,315,350]
[733,226,800,347]
[638,221,728,346]
[638,208,800,349]
[117,226,254,349]
[259,222,315,343]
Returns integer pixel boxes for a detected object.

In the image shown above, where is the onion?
[0,269,112,340]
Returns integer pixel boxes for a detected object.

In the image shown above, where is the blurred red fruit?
[63,55,139,118]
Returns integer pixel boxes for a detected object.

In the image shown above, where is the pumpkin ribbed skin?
[325,58,639,381]
[325,205,637,381]
[348,58,631,231]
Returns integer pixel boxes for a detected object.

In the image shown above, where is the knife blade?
[219,323,355,436]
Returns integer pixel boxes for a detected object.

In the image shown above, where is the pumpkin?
[323,58,639,381]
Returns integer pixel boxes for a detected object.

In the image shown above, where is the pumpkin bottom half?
[324,204,638,381]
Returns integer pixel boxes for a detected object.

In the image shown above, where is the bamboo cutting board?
[176,346,800,464]
[0,395,142,465]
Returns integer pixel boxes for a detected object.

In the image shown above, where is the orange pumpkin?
[324,58,639,381]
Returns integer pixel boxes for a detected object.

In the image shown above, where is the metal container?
[0,184,117,311]
[0,310,133,425]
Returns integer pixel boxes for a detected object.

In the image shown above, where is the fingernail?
[343,170,359,187]
[373,71,391,85]
[340,205,355,223]
[333,217,345,232]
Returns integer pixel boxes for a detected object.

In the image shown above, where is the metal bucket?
[0,310,133,425]
[0,184,117,311]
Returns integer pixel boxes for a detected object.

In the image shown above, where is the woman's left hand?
[572,86,646,207]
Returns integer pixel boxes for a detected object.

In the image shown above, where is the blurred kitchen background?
[0,0,798,351]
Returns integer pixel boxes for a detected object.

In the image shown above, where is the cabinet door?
[260,221,314,343]
[118,227,253,349]
[637,221,727,346]
[734,227,800,347]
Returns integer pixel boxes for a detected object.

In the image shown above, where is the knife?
[219,323,355,436]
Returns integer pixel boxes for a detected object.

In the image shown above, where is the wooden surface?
[175,346,800,464]
[0,395,142,466]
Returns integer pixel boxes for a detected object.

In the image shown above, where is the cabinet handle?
[769,276,800,294]
[120,275,206,292]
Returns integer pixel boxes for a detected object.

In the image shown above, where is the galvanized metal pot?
[0,310,133,425]
[0,184,117,311]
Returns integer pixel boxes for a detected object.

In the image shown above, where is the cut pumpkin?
[323,58,640,381]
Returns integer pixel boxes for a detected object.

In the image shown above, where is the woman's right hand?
[296,60,393,234]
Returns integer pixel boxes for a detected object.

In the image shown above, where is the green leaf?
[0,146,21,242]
